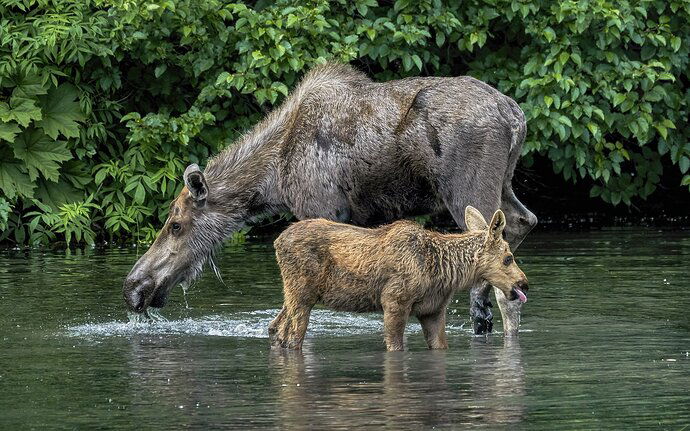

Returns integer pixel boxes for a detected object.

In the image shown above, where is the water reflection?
[269,337,526,429]
[2,229,690,429]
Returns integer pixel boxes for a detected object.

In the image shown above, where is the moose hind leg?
[285,305,312,350]
[268,307,311,350]
[419,310,448,349]
[269,305,313,350]
[268,306,287,344]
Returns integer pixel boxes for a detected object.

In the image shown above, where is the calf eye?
[503,255,513,266]
[171,222,181,232]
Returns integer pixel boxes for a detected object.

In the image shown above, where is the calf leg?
[268,306,287,341]
[269,276,316,349]
[382,302,410,351]
[418,310,448,349]
[269,304,313,350]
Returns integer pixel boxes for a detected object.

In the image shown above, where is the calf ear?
[184,164,208,204]
[465,206,488,231]
[487,210,506,242]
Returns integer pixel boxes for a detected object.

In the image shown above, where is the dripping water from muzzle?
[181,281,191,309]
[127,307,168,323]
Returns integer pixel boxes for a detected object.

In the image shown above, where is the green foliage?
[0,0,689,246]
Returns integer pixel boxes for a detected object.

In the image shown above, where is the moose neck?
[202,108,294,236]
[431,231,485,291]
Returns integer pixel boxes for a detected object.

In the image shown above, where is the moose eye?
[503,255,513,266]
[171,222,181,232]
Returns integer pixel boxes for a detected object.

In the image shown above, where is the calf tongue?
[515,288,527,303]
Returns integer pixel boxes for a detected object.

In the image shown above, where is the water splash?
[65,309,475,339]
[127,307,167,323]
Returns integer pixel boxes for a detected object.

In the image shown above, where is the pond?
[1,228,688,429]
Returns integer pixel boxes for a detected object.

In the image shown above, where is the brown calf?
[269,206,529,351]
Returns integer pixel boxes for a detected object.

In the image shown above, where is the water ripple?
[65,309,445,339]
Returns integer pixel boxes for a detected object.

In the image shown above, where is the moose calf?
[269,206,529,351]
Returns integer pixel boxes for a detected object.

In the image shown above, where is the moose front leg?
[437,170,502,335]
[469,281,494,335]
[494,287,521,336]
[382,303,410,351]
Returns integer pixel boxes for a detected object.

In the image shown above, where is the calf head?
[465,206,529,303]
[123,164,225,313]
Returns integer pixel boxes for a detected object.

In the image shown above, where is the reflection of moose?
[269,337,526,428]
[123,63,537,335]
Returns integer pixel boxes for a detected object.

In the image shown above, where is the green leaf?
[13,128,72,182]
[36,84,85,139]
[558,52,569,65]
[0,155,35,199]
[155,64,167,78]
[558,115,572,127]
[613,93,626,107]
[411,54,422,71]
[0,97,42,127]
[587,122,599,137]
[0,122,21,142]
[134,183,146,204]
[654,124,668,140]
[34,178,82,211]
[571,52,582,66]
[644,86,666,102]
[6,73,48,98]
[543,27,556,42]
[670,36,681,52]
[680,157,690,174]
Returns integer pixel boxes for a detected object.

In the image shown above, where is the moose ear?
[465,206,488,231]
[487,209,506,242]
[183,164,208,204]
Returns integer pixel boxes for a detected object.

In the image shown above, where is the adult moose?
[122,63,537,335]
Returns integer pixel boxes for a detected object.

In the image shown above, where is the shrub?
[0,0,688,245]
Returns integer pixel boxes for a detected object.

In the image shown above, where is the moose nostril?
[124,290,145,312]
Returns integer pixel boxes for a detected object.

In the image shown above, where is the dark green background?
[1,0,689,245]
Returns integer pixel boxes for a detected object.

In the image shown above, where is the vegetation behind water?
[1,0,689,246]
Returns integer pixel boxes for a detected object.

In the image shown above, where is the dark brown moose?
[122,63,536,334]
[269,206,529,351]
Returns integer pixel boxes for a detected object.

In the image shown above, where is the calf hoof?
[470,297,493,335]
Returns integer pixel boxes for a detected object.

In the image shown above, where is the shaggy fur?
[123,64,537,333]
[269,207,529,351]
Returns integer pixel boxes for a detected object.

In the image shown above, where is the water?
[0,229,688,429]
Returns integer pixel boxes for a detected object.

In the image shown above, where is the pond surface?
[1,228,689,430]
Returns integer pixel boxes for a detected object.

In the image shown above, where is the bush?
[0,0,688,245]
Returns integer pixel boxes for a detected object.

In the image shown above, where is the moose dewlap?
[269,206,529,351]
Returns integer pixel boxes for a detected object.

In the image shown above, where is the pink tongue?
[515,288,527,303]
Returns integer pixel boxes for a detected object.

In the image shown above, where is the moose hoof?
[471,297,494,335]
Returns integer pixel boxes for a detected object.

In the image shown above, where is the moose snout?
[123,275,153,312]
[514,279,529,292]
[509,279,529,303]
